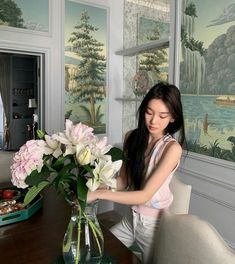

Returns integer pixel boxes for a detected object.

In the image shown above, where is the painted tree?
[0,0,24,27]
[68,11,106,126]
[139,27,168,83]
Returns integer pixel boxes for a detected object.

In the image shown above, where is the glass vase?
[63,201,104,264]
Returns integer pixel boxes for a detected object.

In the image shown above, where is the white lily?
[65,119,94,145]
[44,135,62,158]
[52,120,95,154]
[64,144,76,156]
[86,177,101,192]
[76,145,91,165]
[86,158,122,191]
[90,136,112,165]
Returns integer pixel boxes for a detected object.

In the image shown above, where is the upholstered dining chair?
[169,172,192,214]
[129,173,192,260]
[0,151,15,183]
[154,210,235,264]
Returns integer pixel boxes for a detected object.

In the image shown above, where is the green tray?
[0,194,43,226]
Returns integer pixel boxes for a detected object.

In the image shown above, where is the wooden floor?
[98,210,122,228]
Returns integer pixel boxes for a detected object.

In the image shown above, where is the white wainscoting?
[178,151,235,249]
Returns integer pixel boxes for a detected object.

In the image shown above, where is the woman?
[88,82,186,263]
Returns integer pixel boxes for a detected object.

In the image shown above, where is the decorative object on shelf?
[63,200,103,264]
[28,98,37,108]
[28,98,38,139]
[12,112,20,119]
[10,119,123,264]
[13,100,18,107]
[132,70,150,97]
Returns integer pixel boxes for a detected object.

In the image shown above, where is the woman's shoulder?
[125,130,133,138]
[164,139,182,156]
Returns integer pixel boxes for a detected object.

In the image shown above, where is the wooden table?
[0,188,141,264]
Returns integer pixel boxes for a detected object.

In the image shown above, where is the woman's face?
[145,99,173,139]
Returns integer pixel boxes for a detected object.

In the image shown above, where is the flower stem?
[75,208,82,264]
[85,213,103,255]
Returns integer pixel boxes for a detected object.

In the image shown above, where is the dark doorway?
[0,51,44,150]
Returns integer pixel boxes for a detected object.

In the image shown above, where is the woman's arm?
[87,141,182,205]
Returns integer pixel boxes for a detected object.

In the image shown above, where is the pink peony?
[10,140,47,189]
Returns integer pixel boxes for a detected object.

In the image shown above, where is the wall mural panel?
[64,0,107,134]
[180,0,235,162]
[0,0,49,33]
[122,0,170,137]
[137,16,169,85]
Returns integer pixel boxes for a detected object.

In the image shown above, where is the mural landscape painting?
[180,0,235,162]
[137,16,169,86]
[0,0,49,32]
[64,0,107,134]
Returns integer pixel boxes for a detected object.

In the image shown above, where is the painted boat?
[214,95,235,106]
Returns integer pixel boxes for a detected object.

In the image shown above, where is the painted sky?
[65,0,107,54]
[14,0,49,31]
[193,0,235,48]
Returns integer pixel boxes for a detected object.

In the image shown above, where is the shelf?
[12,117,32,120]
[13,106,28,108]
[115,37,169,56]
[13,81,34,84]
[14,68,34,72]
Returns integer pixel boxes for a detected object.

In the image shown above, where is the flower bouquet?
[10,119,123,263]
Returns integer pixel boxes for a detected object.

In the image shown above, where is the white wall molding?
[192,189,235,211]
[178,152,235,246]
[0,40,51,53]
[178,167,235,192]
[183,151,235,170]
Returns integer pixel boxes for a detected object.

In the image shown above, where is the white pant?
[110,207,161,264]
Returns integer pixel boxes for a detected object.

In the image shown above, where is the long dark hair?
[124,82,186,190]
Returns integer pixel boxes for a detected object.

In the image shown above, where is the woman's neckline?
[145,134,169,158]
[148,133,166,144]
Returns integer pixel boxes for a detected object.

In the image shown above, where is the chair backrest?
[155,211,235,264]
[169,173,192,214]
[0,151,15,183]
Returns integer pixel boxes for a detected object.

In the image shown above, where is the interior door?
[0,51,43,150]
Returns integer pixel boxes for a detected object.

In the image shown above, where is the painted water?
[182,95,235,152]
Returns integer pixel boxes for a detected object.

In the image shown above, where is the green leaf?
[77,175,88,212]
[53,155,68,167]
[54,163,77,190]
[58,163,77,179]
[107,147,124,161]
[57,178,75,197]
[23,181,50,206]
[52,155,73,171]
[36,129,46,139]
[25,166,51,186]
[56,172,76,192]
[83,164,94,177]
